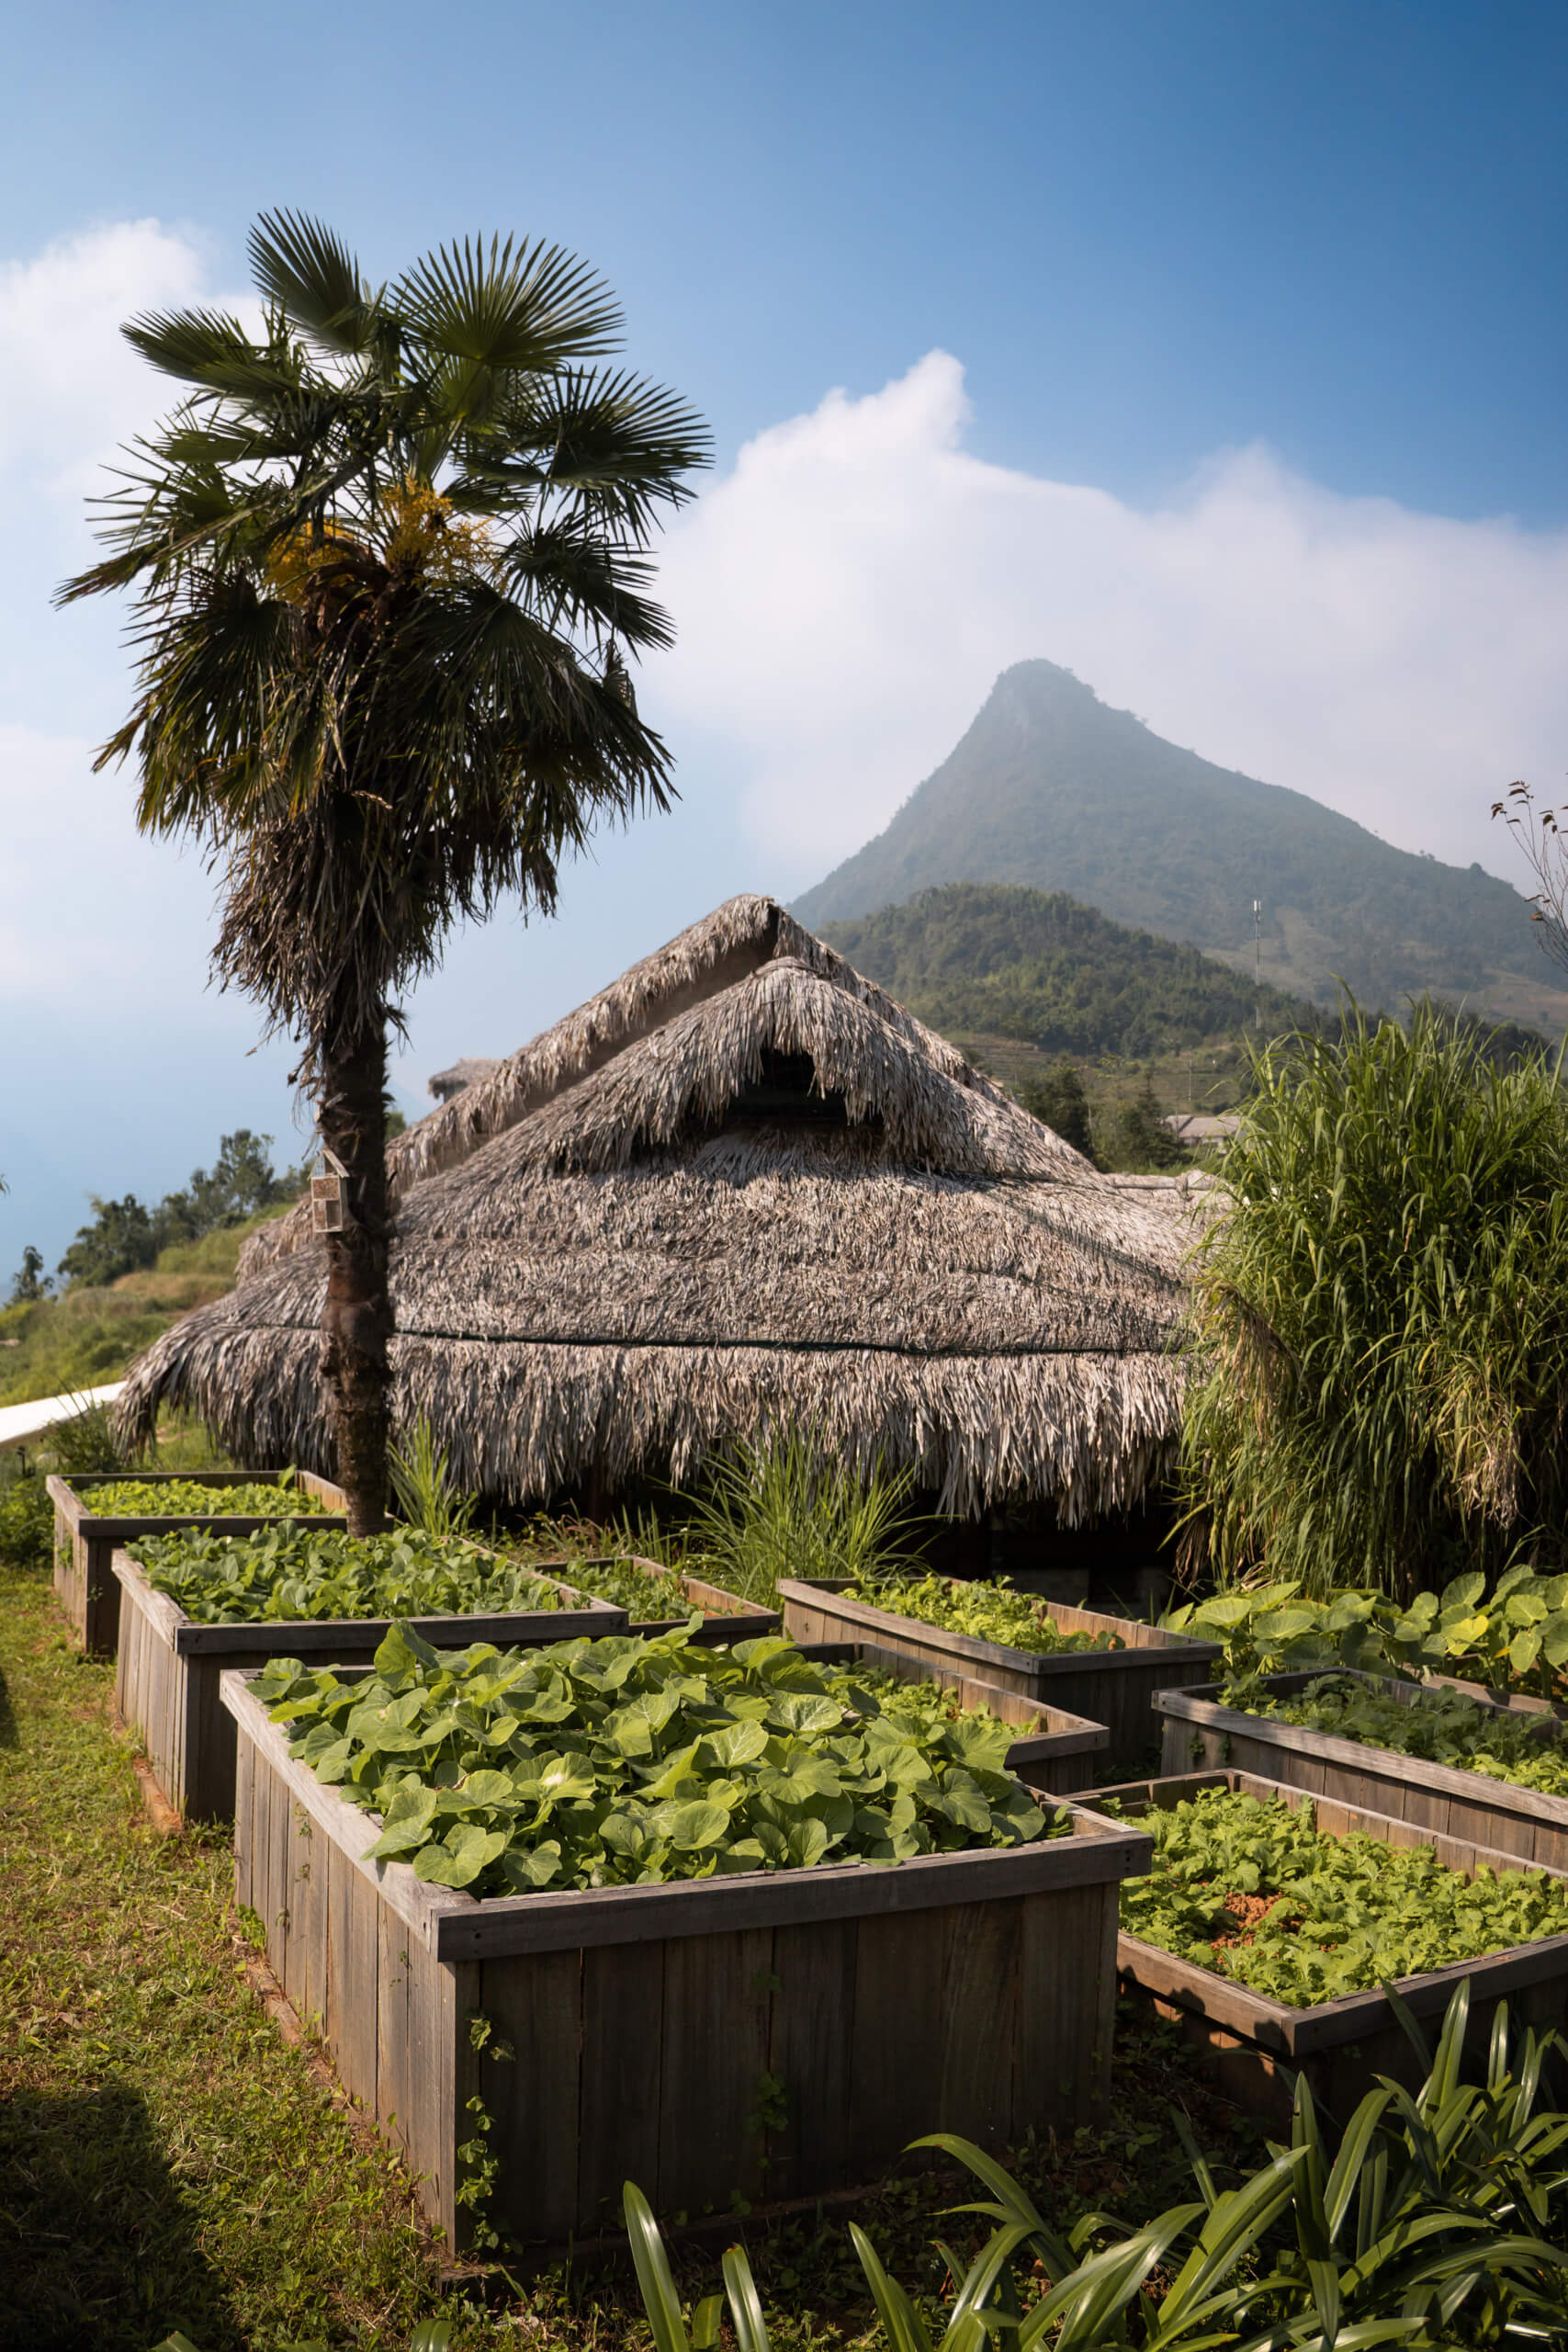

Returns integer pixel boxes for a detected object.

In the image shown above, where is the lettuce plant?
[1264,1674,1568,1799]
[851,1572,1120,1657]
[1119,1785,1568,2004]
[79,1475,326,1519]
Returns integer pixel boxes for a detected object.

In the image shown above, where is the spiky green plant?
[1180,1006,1568,1599]
[676,1426,930,1604]
[389,1415,477,1542]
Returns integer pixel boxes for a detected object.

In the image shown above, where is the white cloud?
[653,352,1568,880]
[0,724,224,993]
[0,217,213,495]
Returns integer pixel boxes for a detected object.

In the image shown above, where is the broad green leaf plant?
[1165,1565,1568,1709]
[255,1624,1057,1894]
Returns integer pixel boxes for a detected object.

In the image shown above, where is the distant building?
[427,1057,502,1103]
[1162,1112,1241,1145]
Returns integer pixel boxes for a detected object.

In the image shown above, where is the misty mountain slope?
[793,661,1566,1023]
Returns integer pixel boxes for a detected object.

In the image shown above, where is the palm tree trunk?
[318,1014,393,1535]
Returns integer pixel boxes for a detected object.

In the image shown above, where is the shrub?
[0,1470,53,1571]
[1180,1007,1568,1598]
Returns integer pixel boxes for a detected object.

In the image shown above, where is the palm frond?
[248,209,386,356]
[120,306,278,389]
[396,232,624,371]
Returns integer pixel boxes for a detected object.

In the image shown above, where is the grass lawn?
[0,1528,1263,2352]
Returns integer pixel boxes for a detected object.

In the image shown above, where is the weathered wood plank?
[937,1894,1020,2150]
[577,1938,666,2232]
[660,1927,773,2211]
[478,1949,583,2248]
[766,1918,856,2200]
[849,1909,946,2178]
[376,1898,416,2167]
[335,1845,383,2117]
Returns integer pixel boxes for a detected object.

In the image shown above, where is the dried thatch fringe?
[123,1131,1189,1510]
[122,1318,1181,1521]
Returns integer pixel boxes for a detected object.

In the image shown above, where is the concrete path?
[0,1381,125,1450]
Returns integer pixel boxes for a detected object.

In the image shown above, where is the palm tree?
[62,213,708,1532]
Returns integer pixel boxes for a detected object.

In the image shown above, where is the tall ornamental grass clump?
[678,1426,928,1603]
[1180,1008,1568,1599]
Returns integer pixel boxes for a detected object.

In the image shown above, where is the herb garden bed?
[1156,1669,1568,1868]
[778,1575,1219,1773]
[219,1637,1152,2250]
[47,1468,347,1656]
[795,1638,1109,1794]
[1077,1768,1568,2124]
[113,1546,623,1824]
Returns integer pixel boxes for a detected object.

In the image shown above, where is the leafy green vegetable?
[1260,1673,1568,1799]
[79,1475,326,1520]
[539,1553,693,1618]
[254,1625,1060,1895]
[1120,1785,1568,2003]
[130,1525,575,1625]
[850,1571,1121,1657]
[1166,1564,1568,1709]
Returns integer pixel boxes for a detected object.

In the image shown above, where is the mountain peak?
[791,662,1563,1027]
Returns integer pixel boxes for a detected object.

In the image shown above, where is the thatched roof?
[128,897,1190,1518]
[428,1056,502,1102]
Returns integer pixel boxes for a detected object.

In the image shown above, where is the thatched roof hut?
[122,896,1190,1519]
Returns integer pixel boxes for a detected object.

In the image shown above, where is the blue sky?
[5,0,1568,1268]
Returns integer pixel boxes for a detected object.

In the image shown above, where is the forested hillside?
[823,883,1320,1057]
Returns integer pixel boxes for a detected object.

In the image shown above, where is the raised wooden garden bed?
[1155,1670,1568,1869]
[795,1638,1108,1795]
[1077,1766,1568,2125]
[620,1557,781,1642]
[113,1549,625,1826]
[777,1576,1219,1774]
[47,1469,347,1657]
[220,1666,1153,2252]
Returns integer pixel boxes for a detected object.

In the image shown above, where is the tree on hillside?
[7,1246,52,1306]
[53,1131,304,1289]
[62,215,707,1531]
[1014,1063,1096,1159]
[1112,1075,1190,1171]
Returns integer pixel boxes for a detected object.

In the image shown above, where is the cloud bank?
[653,352,1568,883]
